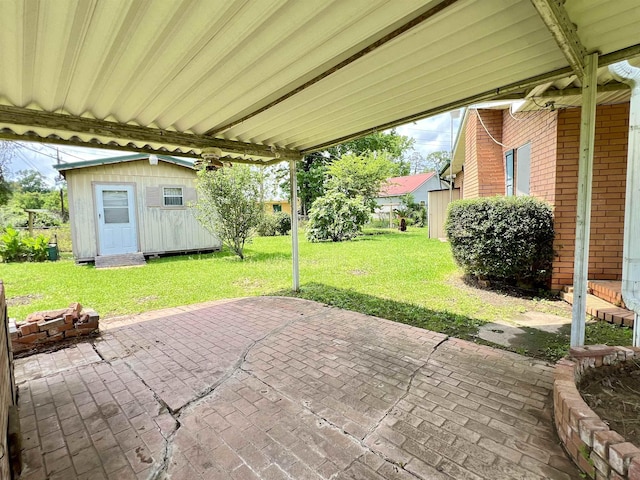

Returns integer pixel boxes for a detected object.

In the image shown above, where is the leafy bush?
[256,214,278,237]
[0,204,61,228]
[306,191,370,242]
[395,194,426,227]
[445,196,554,287]
[0,227,49,262]
[193,166,263,260]
[274,211,291,235]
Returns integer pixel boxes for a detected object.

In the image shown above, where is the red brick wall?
[462,110,505,198]
[501,109,558,203]
[551,103,629,291]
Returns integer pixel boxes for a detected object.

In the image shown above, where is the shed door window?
[103,190,130,223]
[163,187,184,206]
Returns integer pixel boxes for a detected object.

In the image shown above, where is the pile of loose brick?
[8,303,99,354]
[554,345,640,480]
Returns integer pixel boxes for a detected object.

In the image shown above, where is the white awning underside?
[0,0,639,161]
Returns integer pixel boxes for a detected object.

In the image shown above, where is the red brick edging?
[554,345,640,479]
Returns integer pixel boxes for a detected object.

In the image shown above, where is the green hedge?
[445,196,554,288]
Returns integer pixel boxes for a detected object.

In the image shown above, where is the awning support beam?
[570,52,598,347]
[0,105,301,161]
[289,159,300,292]
[530,0,588,79]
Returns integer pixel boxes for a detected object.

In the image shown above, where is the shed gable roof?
[380,172,436,197]
[54,153,194,172]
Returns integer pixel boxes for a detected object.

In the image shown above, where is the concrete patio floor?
[15,297,581,480]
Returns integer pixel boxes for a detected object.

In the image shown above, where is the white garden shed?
[55,154,219,262]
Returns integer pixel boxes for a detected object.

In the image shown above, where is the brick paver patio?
[15,297,580,479]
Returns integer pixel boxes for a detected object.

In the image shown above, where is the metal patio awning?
[0,0,638,162]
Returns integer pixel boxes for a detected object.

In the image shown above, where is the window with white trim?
[163,187,184,206]
[505,143,531,196]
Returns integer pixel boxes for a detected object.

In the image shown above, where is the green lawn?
[2,228,631,360]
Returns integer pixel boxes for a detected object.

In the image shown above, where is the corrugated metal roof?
[0,0,639,160]
[380,172,436,197]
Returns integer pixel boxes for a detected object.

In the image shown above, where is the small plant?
[0,227,49,263]
[445,196,554,288]
[0,227,26,262]
[23,234,48,262]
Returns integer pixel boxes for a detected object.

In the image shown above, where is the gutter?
[609,61,640,346]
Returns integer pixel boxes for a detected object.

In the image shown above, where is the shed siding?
[66,160,218,260]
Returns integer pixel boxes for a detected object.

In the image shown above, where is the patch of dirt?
[232,278,264,289]
[349,269,368,276]
[579,360,640,446]
[447,274,571,316]
[7,294,43,307]
[136,295,159,304]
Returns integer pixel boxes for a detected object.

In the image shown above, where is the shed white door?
[95,185,138,256]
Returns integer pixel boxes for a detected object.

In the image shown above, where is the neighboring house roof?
[54,153,194,172]
[379,172,436,197]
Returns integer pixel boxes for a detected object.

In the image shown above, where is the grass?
[2,228,632,361]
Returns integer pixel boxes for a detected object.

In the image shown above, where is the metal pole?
[289,159,300,291]
[570,53,599,347]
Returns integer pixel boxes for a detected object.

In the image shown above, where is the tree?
[15,169,50,193]
[329,130,414,163]
[193,166,263,260]
[424,151,450,173]
[277,130,414,214]
[325,152,395,211]
[306,191,370,242]
[0,142,17,205]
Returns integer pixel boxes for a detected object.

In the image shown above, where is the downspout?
[609,61,640,346]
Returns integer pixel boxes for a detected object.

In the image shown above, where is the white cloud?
[389,110,463,158]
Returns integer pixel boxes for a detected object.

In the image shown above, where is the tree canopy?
[280,130,414,215]
[193,165,263,260]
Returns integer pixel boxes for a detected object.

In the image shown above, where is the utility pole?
[56,149,65,219]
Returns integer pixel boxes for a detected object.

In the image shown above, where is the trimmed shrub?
[274,211,291,236]
[256,214,278,237]
[445,196,554,288]
[306,191,370,242]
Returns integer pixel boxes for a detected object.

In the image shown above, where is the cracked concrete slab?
[16,297,581,480]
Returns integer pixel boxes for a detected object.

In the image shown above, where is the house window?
[163,187,184,206]
[272,204,282,213]
[505,150,515,196]
[505,144,531,196]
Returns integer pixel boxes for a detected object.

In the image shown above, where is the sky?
[4,109,464,185]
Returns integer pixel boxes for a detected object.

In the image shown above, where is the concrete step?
[95,252,146,269]
[587,280,625,308]
[560,290,635,327]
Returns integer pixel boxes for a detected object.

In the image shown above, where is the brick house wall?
[457,103,628,291]
[551,103,629,290]
[501,109,558,204]
[463,110,505,198]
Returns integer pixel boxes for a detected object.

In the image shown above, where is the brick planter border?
[554,345,640,479]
